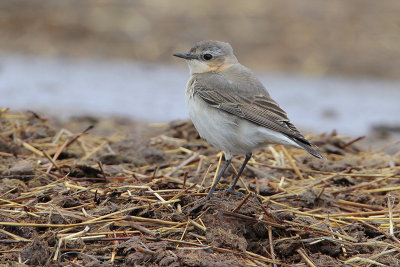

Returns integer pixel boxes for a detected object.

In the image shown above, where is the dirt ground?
[0,110,400,266]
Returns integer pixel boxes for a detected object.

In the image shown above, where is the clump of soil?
[0,110,399,266]
[21,238,51,265]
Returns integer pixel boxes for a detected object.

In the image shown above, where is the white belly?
[186,92,301,157]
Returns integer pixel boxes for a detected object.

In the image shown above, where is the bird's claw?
[224,188,244,197]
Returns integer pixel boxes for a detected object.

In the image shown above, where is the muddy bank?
[0,111,400,265]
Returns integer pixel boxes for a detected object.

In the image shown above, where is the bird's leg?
[196,156,232,204]
[225,153,252,194]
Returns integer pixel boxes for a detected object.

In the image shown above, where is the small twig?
[210,152,223,188]
[22,142,44,156]
[268,227,277,267]
[315,187,325,201]
[182,172,188,189]
[281,146,304,180]
[232,192,252,213]
[43,151,61,172]
[223,211,285,229]
[0,187,18,199]
[176,221,190,249]
[165,152,199,177]
[344,257,386,266]
[131,224,160,239]
[110,232,118,263]
[97,161,107,180]
[82,140,107,161]
[285,220,358,242]
[151,167,158,179]
[199,164,212,188]
[340,136,365,149]
[366,248,398,267]
[121,216,179,226]
[337,199,383,211]
[189,219,206,232]
[146,186,172,208]
[46,125,94,173]
[388,195,400,244]
[332,176,389,194]
[0,228,30,242]
[46,140,68,174]
[0,219,121,228]
[136,245,156,255]
[65,125,94,147]
[255,177,260,195]
[54,226,90,261]
[296,248,317,267]
[195,157,204,177]
[388,195,394,237]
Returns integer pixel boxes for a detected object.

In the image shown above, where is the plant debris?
[0,109,400,266]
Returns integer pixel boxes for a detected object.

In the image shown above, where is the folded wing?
[193,78,323,158]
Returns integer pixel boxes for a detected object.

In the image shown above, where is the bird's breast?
[185,83,240,152]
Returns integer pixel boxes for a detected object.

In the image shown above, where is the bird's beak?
[173,53,197,60]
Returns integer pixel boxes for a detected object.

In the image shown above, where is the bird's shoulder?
[191,64,287,120]
[193,64,267,96]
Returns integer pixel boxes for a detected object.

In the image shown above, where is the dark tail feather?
[292,138,325,159]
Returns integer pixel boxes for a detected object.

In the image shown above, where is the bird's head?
[174,40,238,74]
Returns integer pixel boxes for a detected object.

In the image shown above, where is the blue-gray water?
[1,54,400,137]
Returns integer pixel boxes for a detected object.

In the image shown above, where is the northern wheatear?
[174,40,323,203]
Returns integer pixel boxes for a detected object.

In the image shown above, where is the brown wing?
[193,86,307,141]
[193,79,324,158]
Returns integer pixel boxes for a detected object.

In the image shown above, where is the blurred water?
[1,53,400,137]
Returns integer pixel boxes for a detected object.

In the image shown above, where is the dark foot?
[224,187,235,195]
[224,188,244,197]
[193,194,226,206]
[188,195,222,213]
[193,196,208,206]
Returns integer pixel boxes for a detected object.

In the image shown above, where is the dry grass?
[0,109,400,266]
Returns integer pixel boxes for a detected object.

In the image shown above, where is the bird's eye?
[203,54,213,60]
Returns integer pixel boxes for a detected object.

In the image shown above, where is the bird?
[173,40,323,203]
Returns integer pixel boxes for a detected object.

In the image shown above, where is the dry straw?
[0,110,399,265]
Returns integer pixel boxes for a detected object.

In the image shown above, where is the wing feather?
[190,73,323,158]
[192,79,318,148]
[194,85,308,138]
